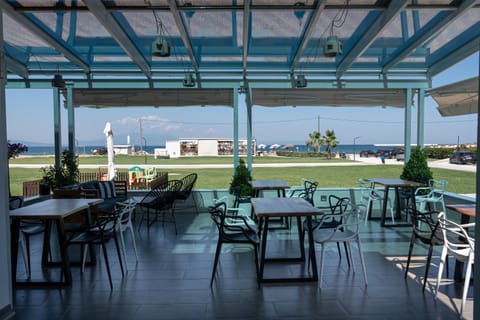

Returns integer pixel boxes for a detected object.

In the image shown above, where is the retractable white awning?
[71,88,234,108]
[428,77,479,117]
[251,88,410,108]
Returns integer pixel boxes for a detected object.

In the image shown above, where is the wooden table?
[10,198,103,287]
[367,178,423,227]
[250,180,290,197]
[446,203,476,281]
[251,197,323,283]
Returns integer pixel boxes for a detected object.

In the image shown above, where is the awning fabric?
[251,88,410,108]
[428,77,479,117]
[71,88,234,108]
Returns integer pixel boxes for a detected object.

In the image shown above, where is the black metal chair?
[65,212,124,290]
[175,173,198,213]
[137,180,183,233]
[10,196,47,278]
[208,202,259,286]
[405,208,446,291]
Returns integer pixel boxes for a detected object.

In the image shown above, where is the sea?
[22,144,402,156]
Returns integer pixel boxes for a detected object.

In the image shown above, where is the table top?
[9,198,104,220]
[250,180,290,190]
[251,197,323,217]
[367,178,424,188]
[446,203,476,217]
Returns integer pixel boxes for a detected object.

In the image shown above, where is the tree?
[323,129,338,159]
[229,158,253,198]
[8,141,28,159]
[306,131,324,153]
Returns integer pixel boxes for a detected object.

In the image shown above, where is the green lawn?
[8,162,475,197]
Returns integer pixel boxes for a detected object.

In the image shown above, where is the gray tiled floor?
[12,206,473,319]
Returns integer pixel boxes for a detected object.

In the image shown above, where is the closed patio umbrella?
[103,122,116,180]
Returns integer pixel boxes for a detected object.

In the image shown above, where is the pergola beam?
[382,0,477,73]
[83,0,152,79]
[290,0,327,72]
[336,0,407,79]
[168,0,200,80]
[0,0,90,73]
[5,55,28,79]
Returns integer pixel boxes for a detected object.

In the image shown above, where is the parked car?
[395,151,405,161]
[92,147,108,155]
[449,150,476,164]
[359,150,375,157]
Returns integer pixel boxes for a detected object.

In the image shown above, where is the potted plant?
[400,147,433,184]
[229,158,253,206]
[40,150,79,193]
[399,148,433,208]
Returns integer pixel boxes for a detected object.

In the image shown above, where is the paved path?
[9,156,476,172]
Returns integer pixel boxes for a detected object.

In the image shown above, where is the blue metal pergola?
[1,1,480,318]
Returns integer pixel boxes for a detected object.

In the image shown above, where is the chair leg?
[118,229,128,270]
[461,258,473,317]
[357,237,368,286]
[347,242,355,273]
[210,240,223,287]
[343,242,355,268]
[24,234,32,278]
[319,244,326,289]
[100,242,113,290]
[128,225,139,262]
[423,243,434,291]
[253,244,259,284]
[113,233,125,276]
[405,234,416,279]
[435,247,448,297]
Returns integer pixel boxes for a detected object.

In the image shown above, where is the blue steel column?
[53,88,62,168]
[246,88,253,172]
[233,88,239,168]
[0,9,15,316]
[66,84,75,154]
[416,88,425,149]
[404,89,412,162]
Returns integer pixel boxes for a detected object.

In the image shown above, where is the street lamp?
[353,136,361,161]
[142,137,147,164]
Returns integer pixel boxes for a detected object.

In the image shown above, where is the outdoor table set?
[250,180,323,283]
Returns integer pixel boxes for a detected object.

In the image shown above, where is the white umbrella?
[269,144,281,149]
[103,122,116,180]
[258,143,266,149]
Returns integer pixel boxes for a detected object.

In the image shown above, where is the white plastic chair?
[415,179,447,213]
[358,179,394,224]
[115,200,139,269]
[313,204,368,289]
[435,213,474,318]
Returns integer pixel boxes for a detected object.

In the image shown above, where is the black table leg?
[56,219,72,285]
[306,216,318,281]
[258,217,269,282]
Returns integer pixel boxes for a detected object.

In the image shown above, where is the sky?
[5,53,479,148]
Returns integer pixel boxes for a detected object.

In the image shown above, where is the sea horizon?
[20,142,468,156]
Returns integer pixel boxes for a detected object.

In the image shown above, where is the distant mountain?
[8,140,53,147]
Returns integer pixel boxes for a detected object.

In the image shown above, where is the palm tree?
[323,129,338,159]
[306,131,324,153]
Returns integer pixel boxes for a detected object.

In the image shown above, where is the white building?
[164,138,256,158]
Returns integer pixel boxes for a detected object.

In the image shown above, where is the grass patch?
[8,164,475,197]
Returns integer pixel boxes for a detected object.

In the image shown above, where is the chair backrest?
[300,179,318,205]
[319,204,366,240]
[115,200,136,227]
[437,213,474,259]
[178,173,198,198]
[358,178,374,202]
[429,179,448,196]
[408,208,443,244]
[9,196,24,210]
[328,195,350,215]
